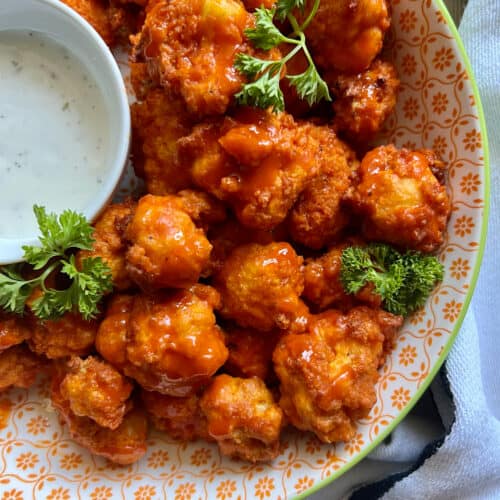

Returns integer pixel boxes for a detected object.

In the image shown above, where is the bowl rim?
[297,0,491,497]
[0,0,131,265]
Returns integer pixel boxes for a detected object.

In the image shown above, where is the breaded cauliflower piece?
[200,374,283,462]
[273,307,402,442]
[131,90,193,195]
[60,356,133,429]
[51,368,147,465]
[347,145,451,252]
[330,59,400,142]
[131,0,257,117]
[302,0,390,73]
[0,312,31,352]
[287,129,359,249]
[29,313,98,359]
[141,389,209,441]
[125,194,212,290]
[205,218,276,276]
[214,242,309,332]
[77,201,134,291]
[179,109,325,230]
[225,327,280,381]
[96,289,228,396]
[176,189,227,231]
[0,345,46,392]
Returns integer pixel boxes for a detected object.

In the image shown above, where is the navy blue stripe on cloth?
[349,368,455,500]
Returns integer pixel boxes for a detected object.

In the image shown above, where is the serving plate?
[0,0,489,498]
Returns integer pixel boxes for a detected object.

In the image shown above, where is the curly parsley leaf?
[286,63,331,106]
[234,0,330,112]
[275,0,307,21]
[0,206,112,320]
[0,266,36,315]
[340,244,444,317]
[245,7,286,50]
[23,205,94,269]
[235,69,285,111]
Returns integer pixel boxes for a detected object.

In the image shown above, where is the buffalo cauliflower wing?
[200,374,283,462]
[302,0,390,74]
[273,307,402,442]
[28,313,98,359]
[0,312,31,352]
[179,109,327,230]
[96,288,228,396]
[287,129,359,249]
[131,0,260,117]
[0,345,46,392]
[125,194,212,290]
[224,326,281,381]
[51,367,147,465]
[131,90,193,195]
[330,59,400,143]
[215,242,309,332]
[60,356,133,429]
[346,145,451,252]
[142,389,209,441]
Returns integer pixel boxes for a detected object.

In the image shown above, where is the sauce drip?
[0,30,111,238]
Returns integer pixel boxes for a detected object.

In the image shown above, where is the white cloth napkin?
[313,1,500,498]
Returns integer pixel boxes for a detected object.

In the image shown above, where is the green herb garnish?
[340,244,444,317]
[234,0,330,112]
[0,206,112,320]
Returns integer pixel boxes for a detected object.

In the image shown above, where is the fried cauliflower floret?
[200,374,283,462]
[0,313,31,352]
[215,242,309,332]
[330,59,400,142]
[273,307,402,442]
[125,194,212,290]
[302,0,390,73]
[225,327,280,381]
[28,313,98,359]
[287,129,359,249]
[131,0,257,117]
[76,201,134,291]
[141,390,209,441]
[61,0,115,45]
[347,145,451,252]
[96,289,228,396]
[303,242,382,311]
[60,356,133,430]
[51,370,147,464]
[0,345,46,392]
[131,90,193,195]
[177,189,227,231]
[205,218,275,276]
[180,109,325,230]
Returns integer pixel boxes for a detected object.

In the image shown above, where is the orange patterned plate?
[0,0,489,499]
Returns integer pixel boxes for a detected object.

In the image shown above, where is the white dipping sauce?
[0,30,110,238]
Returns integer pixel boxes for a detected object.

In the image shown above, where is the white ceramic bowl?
[0,1,489,499]
[0,0,130,264]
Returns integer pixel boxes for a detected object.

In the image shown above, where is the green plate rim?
[296,1,491,498]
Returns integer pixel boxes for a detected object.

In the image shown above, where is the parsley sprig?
[234,0,330,112]
[0,206,112,320]
[340,244,444,317]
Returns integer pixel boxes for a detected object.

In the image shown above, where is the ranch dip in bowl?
[0,0,130,264]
